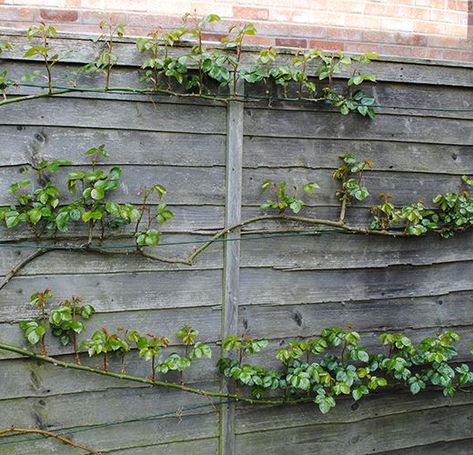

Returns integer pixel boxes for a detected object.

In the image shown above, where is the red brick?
[443,22,469,35]
[275,37,307,48]
[326,27,363,41]
[249,21,326,39]
[363,30,428,46]
[40,8,79,22]
[233,6,269,20]
[346,14,382,30]
[309,40,345,51]
[244,35,274,47]
[414,20,445,34]
[427,34,472,49]
[447,0,470,10]
[440,48,473,61]
[430,8,466,23]
[379,44,427,58]
[201,32,227,43]
[0,5,35,21]
[394,32,428,46]
[343,42,381,54]
[0,0,471,64]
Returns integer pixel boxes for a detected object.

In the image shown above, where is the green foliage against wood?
[0,16,378,116]
[9,289,473,414]
[0,149,472,292]
[0,146,172,248]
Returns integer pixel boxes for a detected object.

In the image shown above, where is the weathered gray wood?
[235,401,473,454]
[0,386,219,451]
[239,230,473,270]
[103,438,219,455]
[0,306,222,360]
[2,126,472,174]
[0,206,224,240]
[0,97,226,134]
[239,261,473,306]
[235,389,473,433]
[2,230,471,278]
[0,164,465,208]
[247,81,473,119]
[238,291,473,339]
[0,125,225,167]
[244,109,473,145]
[0,344,221,400]
[240,167,467,209]
[0,235,222,276]
[0,435,219,455]
[0,165,225,206]
[0,270,222,321]
[220,87,244,455]
[377,438,473,454]
[243,137,473,175]
[3,60,472,120]
[0,48,472,454]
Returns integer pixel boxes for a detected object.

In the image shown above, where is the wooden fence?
[0,32,472,454]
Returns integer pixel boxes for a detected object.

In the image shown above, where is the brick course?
[0,0,471,62]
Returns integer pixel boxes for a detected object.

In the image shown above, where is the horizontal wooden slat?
[0,165,225,206]
[0,434,219,455]
[239,261,473,305]
[235,400,473,454]
[0,235,222,276]
[0,97,227,134]
[0,269,223,321]
[0,125,225,167]
[239,291,473,338]
[103,438,219,455]
[243,136,473,175]
[240,230,473,270]
[0,165,464,209]
[0,305,222,360]
[0,206,225,240]
[2,60,471,120]
[235,389,473,433]
[0,386,219,450]
[1,230,471,278]
[0,344,221,400]
[241,167,466,208]
[377,438,473,455]
[244,109,473,145]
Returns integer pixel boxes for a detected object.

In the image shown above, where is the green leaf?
[303,182,319,194]
[91,187,105,200]
[352,385,369,401]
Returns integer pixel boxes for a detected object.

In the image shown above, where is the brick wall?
[0,0,472,62]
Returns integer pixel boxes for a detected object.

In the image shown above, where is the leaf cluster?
[0,146,173,248]
[261,180,318,214]
[17,293,473,413]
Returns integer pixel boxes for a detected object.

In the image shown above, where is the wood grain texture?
[244,109,473,145]
[0,125,225,167]
[0,97,226,134]
[220,90,244,455]
[0,52,471,454]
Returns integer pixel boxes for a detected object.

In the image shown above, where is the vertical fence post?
[219,83,244,455]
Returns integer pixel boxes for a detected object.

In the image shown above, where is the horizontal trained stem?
[0,426,100,454]
[0,342,312,406]
[0,214,410,290]
[0,89,72,107]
